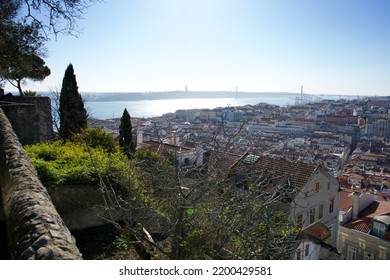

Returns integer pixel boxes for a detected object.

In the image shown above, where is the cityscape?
[1,1,390,278]
[89,95,390,260]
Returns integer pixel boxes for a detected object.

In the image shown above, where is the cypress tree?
[119,108,135,158]
[59,64,87,139]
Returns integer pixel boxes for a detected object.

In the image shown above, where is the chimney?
[137,128,143,145]
[172,132,180,146]
[352,191,360,219]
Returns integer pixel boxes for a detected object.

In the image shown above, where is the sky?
[4,0,390,95]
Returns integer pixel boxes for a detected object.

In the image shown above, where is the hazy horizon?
[3,0,390,96]
[5,89,378,99]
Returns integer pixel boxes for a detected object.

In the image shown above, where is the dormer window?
[371,215,390,239]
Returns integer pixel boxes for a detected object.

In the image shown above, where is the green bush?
[72,127,119,154]
[25,140,128,186]
[23,90,37,97]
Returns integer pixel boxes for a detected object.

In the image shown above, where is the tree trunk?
[17,79,23,96]
[171,206,186,259]
[127,231,152,260]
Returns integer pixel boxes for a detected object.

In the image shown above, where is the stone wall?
[0,96,53,145]
[47,185,112,231]
[0,107,81,259]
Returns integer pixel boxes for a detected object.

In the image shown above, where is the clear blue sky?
[5,0,390,95]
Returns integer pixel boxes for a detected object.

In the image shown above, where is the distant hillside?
[79,91,296,102]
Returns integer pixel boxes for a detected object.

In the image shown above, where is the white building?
[230,154,341,256]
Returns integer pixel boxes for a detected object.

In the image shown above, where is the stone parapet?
[0,107,81,259]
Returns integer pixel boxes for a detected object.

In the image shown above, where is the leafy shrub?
[72,127,119,154]
[25,140,128,186]
[23,90,37,97]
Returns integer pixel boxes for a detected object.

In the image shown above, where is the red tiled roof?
[138,140,193,155]
[358,201,390,218]
[231,154,318,192]
[347,219,372,234]
[205,151,243,170]
[345,200,390,241]
[302,221,331,241]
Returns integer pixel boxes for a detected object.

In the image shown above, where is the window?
[184,158,190,165]
[305,244,310,257]
[296,213,303,227]
[318,204,324,220]
[372,221,387,239]
[364,252,374,260]
[309,208,315,224]
[329,197,335,213]
[327,182,331,190]
[347,245,357,260]
[315,181,320,192]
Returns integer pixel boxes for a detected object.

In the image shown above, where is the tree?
[0,53,50,96]
[0,0,98,94]
[0,4,50,96]
[73,127,119,154]
[0,0,20,24]
[49,88,61,133]
[119,108,135,158]
[59,64,87,139]
[99,121,302,260]
[6,0,98,37]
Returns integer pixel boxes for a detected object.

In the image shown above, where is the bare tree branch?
[21,0,100,37]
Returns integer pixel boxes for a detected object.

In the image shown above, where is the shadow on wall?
[46,184,137,232]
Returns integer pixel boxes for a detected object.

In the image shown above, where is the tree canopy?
[0,2,50,95]
[0,51,50,96]
[59,64,87,139]
[0,0,97,93]
[119,108,136,158]
[3,0,98,36]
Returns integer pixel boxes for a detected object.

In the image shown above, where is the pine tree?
[59,64,87,139]
[119,108,135,158]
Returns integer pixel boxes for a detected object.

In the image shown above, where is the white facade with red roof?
[231,154,341,257]
[338,190,390,259]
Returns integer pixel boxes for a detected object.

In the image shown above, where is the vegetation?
[1,53,50,96]
[71,224,137,260]
[59,64,88,139]
[18,0,98,36]
[23,90,37,97]
[118,108,135,158]
[25,139,128,186]
[73,127,119,154]
[25,122,301,260]
[0,0,97,93]
[100,145,301,260]
[3,0,301,260]
[0,1,50,96]
[1,0,97,37]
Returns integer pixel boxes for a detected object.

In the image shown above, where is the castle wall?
[0,96,53,145]
[0,107,81,259]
